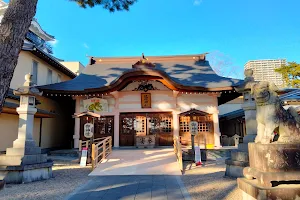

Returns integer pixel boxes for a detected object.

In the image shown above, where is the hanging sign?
[84,123,94,138]
[83,98,108,113]
[189,121,198,135]
[141,93,151,108]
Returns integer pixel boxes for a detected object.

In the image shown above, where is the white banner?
[195,146,202,165]
[83,98,108,113]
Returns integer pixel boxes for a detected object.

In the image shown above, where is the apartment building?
[244,59,286,87]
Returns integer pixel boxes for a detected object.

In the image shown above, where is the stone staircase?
[48,149,79,158]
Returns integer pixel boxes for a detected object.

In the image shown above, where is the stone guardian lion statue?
[251,81,300,144]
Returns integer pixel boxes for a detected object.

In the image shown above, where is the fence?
[91,136,112,170]
[173,136,183,173]
[78,136,113,170]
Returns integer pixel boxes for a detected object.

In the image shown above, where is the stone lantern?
[224,69,257,178]
[0,74,53,184]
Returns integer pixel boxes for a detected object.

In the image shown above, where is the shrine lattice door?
[80,116,114,145]
[119,113,173,146]
[179,115,214,147]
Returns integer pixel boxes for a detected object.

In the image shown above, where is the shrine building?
[39,53,243,149]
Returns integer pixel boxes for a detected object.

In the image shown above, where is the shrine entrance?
[80,116,114,145]
[179,109,215,148]
[119,112,173,146]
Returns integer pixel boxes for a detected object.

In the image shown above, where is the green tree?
[0,0,136,113]
[275,61,300,88]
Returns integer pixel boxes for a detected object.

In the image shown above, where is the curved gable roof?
[38,54,243,93]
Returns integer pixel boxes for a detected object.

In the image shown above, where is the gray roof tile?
[38,59,243,92]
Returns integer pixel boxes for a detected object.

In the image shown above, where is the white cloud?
[83,43,89,49]
[193,0,203,6]
[48,39,59,47]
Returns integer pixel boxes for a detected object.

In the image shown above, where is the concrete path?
[65,148,191,200]
[90,148,181,176]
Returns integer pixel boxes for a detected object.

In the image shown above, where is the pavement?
[65,175,190,200]
[65,148,191,200]
[89,148,181,176]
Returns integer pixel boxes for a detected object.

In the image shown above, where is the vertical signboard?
[80,147,88,167]
[141,93,151,108]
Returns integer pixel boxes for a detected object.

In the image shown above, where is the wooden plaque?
[141,93,151,108]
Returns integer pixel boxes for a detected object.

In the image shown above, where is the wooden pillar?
[73,97,81,148]
[114,114,120,147]
[173,112,179,138]
[212,112,221,148]
[111,91,120,148]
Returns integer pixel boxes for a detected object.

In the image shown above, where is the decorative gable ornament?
[83,98,108,113]
[132,53,155,69]
[133,80,159,92]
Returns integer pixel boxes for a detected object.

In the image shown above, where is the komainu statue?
[238,79,300,199]
[251,81,300,144]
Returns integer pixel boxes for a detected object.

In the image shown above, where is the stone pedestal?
[238,143,300,199]
[0,74,53,183]
[238,178,300,200]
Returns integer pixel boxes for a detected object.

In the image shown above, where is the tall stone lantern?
[225,69,257,177]
[0,74,53,184]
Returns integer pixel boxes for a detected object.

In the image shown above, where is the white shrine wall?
[73,81,222,148]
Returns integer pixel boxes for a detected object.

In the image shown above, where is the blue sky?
[29,0,300,78]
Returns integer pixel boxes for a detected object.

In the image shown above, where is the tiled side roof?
[38,56,243,93]
[22,41,76,78]
[279,89,300,102]
[219,109,244,120]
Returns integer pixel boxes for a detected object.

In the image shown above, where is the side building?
[0,1,77,152]
[244,59,286,88]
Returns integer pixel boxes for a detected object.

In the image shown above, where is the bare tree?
[208,50,243,79]
[0,0,136,113]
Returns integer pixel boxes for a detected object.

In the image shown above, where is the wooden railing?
[91,136,112,170]
[79,140,89,151]
[173,136,183,173]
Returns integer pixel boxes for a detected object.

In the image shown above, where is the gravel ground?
[181,152,242,200]
[0,161,91,200]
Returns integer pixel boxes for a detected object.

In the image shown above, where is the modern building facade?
[244,59,286,87]
[39,54,243,149]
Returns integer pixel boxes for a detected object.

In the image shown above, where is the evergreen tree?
[0,0,136,113]
[275,61,300,88]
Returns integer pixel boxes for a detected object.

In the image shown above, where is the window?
[57,74,61,83]
[47,69,52,84]
[32,60,38,84]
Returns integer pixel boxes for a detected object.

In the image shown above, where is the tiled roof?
[279,89,300,102]
[38,54,243,93]
[3,101,55,117]
[219,109,244,120]
[22,41,76,78]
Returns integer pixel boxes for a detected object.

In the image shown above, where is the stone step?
[225,164,245,178]
[6,147,41,156]
[0,180,4,190]
[0,154,47,166]
[237,143,249,152]
[49,149,79,157]
[231,151,249,162]
[48,156,79,163]
[225,158,249,167]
